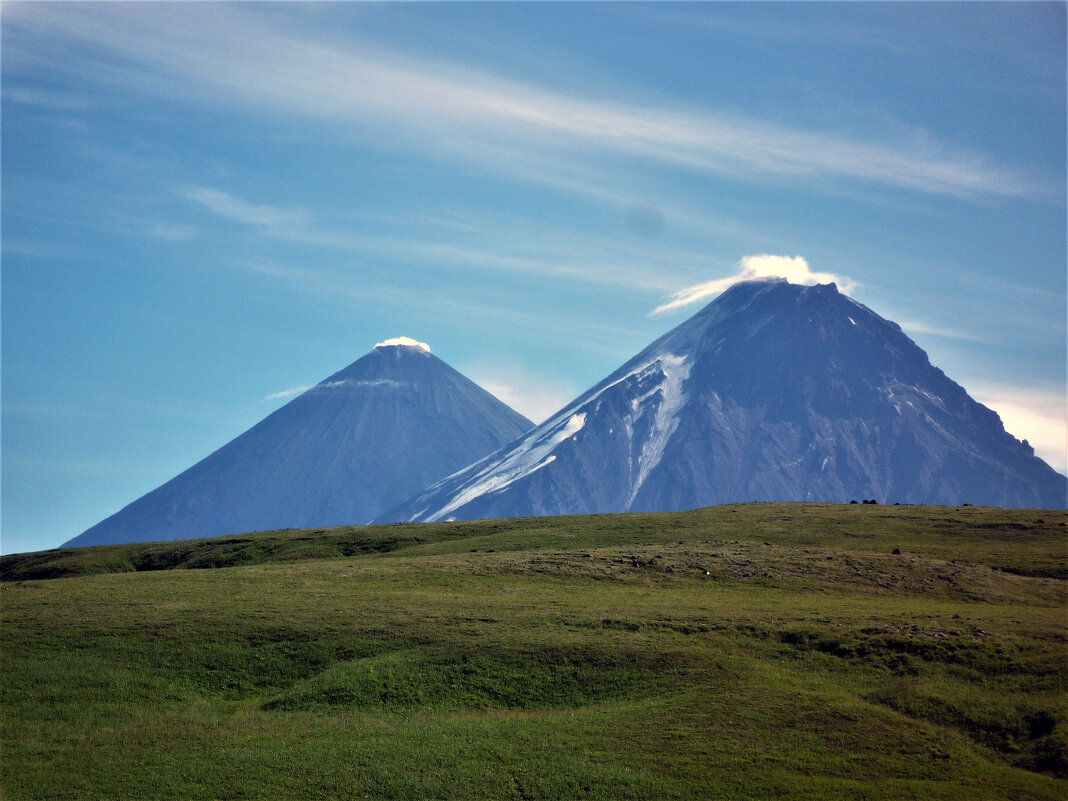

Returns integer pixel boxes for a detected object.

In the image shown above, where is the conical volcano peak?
[374,336,431,354]
[688,277,797,324]
[714,275,787,300]
[688,279,869,345]
[649,278,854,362]
[381,281,1065,523]
[65,341,533,547]
[712,277,840,308]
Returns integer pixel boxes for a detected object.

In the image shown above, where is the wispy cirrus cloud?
[263,386,311,402]
[202,190,703,295]
[241,256,638,364]
[653,254,856,314]
[4,3,1043,202]
[3,85,91,112]
[150,222,198,241]
[185,187,311,230]
[263,379,406,403]
[465,365,580,425]
[896,319,982,342]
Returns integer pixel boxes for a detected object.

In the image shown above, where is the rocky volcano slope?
[381,280,1065,522]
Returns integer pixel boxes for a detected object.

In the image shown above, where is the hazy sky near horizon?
[3,2,1065,554]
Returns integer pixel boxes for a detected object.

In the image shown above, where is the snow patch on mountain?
[628,354,691,505]
[577,349,691,417]
[421,412,586,522]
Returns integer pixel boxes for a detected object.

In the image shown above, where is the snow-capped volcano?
[381,279,1066,523]
[65,340,533,547]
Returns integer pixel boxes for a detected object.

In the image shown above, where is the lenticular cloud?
[653,254,855,314]
[375,336,431,353]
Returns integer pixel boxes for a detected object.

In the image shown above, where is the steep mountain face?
[381,280,1066,523]
[66,340,533,547]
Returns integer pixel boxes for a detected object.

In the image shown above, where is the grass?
[1,503,1065,799]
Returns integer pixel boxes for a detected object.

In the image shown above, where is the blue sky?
[2,2,1065,554]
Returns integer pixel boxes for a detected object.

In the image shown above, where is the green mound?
[264,644,682,712]
[2,503,1065,799]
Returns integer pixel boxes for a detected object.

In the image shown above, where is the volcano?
[66,339,533,547]
[381,280,1065,523]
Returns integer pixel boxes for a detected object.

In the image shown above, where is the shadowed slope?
[383,280,1065,523]
[66,343,532,547]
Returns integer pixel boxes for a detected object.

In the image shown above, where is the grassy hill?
[2,503,1065,799]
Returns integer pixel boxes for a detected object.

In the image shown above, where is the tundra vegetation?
[2,503,1065,799]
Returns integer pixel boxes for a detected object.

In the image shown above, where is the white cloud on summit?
[653,254,856,314]
[375,337,431,353]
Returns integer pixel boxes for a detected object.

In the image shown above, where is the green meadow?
[2,503,1065,799]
